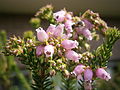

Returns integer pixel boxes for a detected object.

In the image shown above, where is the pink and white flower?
[82,28,93,40]
[46,24,56,37]
[96,68,111,81]
[61,40,78,50]
[44,45,54,57]
[36,45,44,56]
[53,24,64,37]
[72,64,86,80]
[53,10,66,22]
[36,27,49,42]
[84,69,93,81]
[73,64,86,76]
[65,13,72,20]
[65,20,73,33]
[65,50,81,62]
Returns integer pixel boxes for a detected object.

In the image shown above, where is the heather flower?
[73,64,86,76]
[36,45,44,56]
[62,33,72,39]
[82,28,93,40]
[36,27,49,42]
[76,28,92,40]
[53,10,66,22]
[65,20,73,33]
[54,24,64,37]
[46,24,56,37]
[96,68,111,81]
[44,45,54,57]
[65,50,81,62]
[61,40,78,50]
[83,19,93,29]
[65,13,72,20]
[84,69,93,81]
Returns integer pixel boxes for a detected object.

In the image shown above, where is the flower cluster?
[4,5,120,90]
[35,7,111,81]
[73,65,111,81]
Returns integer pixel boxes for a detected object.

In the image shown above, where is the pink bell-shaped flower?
[46,24,56,37]
[65,13,72,20]
[54,24,64,37]
[65,20,73,33]
[44,45,54,57]
[36,27,49,42]
[96,68,111,81]
[65,50,81,62]
[84,69,93,81]
[82,28,93,40]
[61,40,78,50]
[53,10,66,22]
[36,45,44,56]
[73,64,86,76]
[83,19,93,29]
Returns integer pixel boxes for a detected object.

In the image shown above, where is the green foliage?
[91,28,120,69]
[61,76,77,90]
[6,31,54,90]
[0,30,31,90]
[32,71,53,90]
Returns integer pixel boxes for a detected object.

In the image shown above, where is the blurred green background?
[0,0,120,90]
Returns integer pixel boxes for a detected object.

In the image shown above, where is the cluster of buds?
[5,35,35,56]
[35,4,54,23]
[5,36,24,56]
[82,10,108,32]
[81,52,94,61]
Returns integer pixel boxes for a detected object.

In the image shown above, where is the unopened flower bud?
[49,42,55,45]
[50,69,56,76]
[27,39,33,44]
[57,59,62,64]
[17,40,22,44]
[84,43,90,50]
[49,60,56,66]
[6,46,10,49]
[60,64,66,70]
[58,50,63,56]
[64,70,70,78]
[12,49,18,55]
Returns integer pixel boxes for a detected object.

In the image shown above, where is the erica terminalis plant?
[3,5,120,90]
